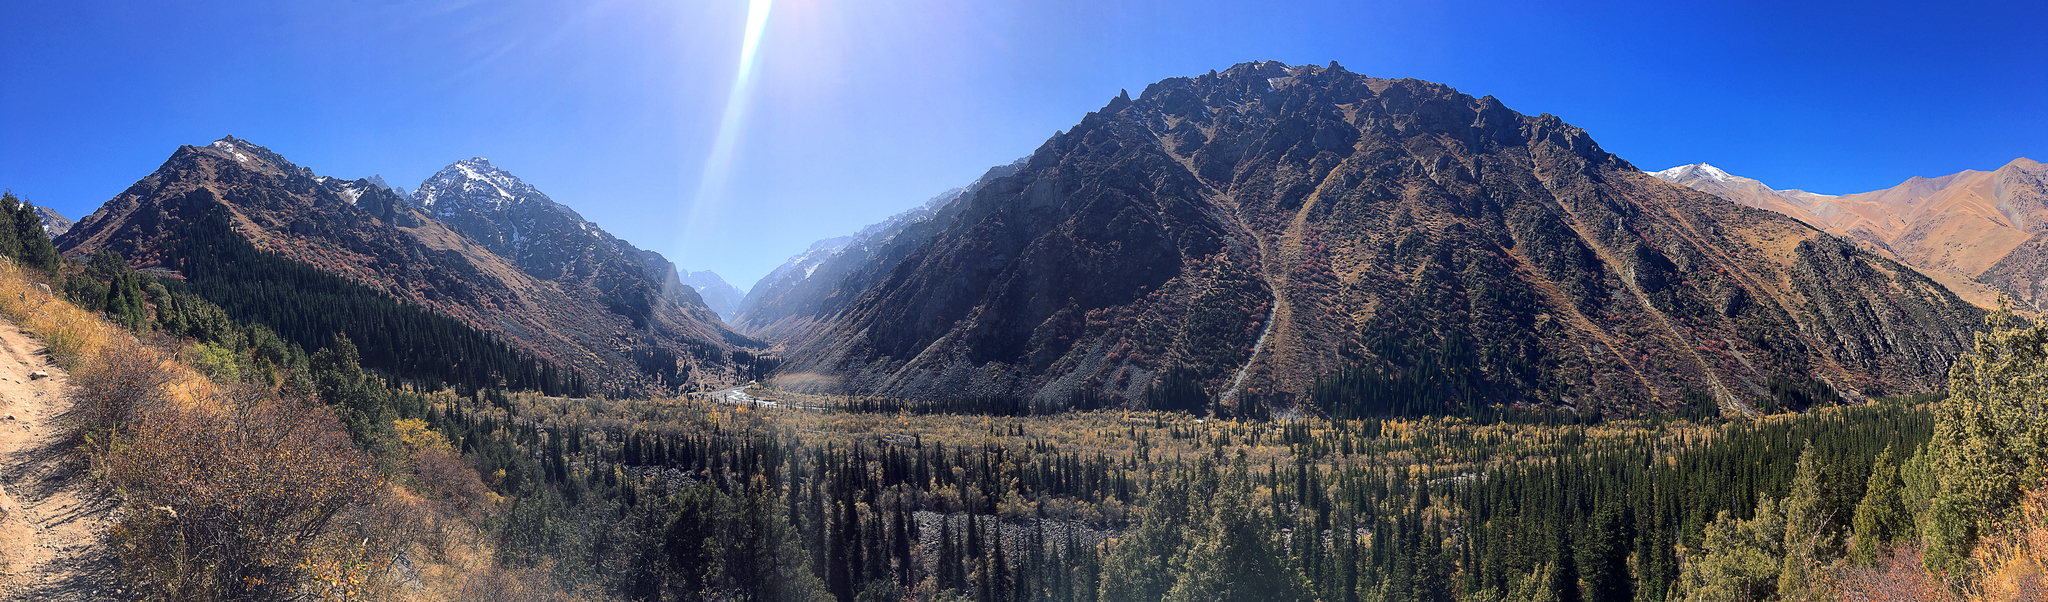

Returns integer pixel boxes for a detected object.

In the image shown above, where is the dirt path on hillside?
[0,318,122,600]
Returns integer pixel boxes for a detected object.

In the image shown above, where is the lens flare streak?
[686,0,774,239]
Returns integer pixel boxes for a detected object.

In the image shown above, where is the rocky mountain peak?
[59,136,757,395]
[33,206,71,237]
[759,62,1978,415]
[201,136,309,177]
[413,157,558,218]
[408,156,734,339]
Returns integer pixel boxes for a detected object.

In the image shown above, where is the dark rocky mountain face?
[58,136,756,395]
[734,159,1024,339]
[772,61,1982,416]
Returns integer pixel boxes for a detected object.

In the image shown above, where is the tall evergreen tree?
[1550,524,1582,602]
[1164,455,1312,602]
[1850,445,1906,565]
[1921,305,2048,576]
[310,333,393,448]
[1578,502,1633,602]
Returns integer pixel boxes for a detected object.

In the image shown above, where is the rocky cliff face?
[770,62,1983,415]
[59,136,755,394]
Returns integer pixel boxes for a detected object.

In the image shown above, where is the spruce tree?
[310,333,393,448]
[1550,523,1581,602]
[1578,502,1632,602]
[1163,454,1311,602]
[1850,445,1906,565]
[1778,442,1834,600]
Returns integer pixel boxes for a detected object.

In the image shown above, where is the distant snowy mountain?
[32,206,71,237]
[679,270,745,321]
[1654,158,2048,310]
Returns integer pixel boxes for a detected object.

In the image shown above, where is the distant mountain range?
[733,158,1025,340]
[739,61,1983,416]
[57,136,759,395]
[1652,158,2047,310]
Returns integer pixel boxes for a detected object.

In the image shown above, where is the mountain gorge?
[1654,158,2048,311]
[57,137,757,394]
[756,61,1983,416]
[679,269,744,320]
[734,158,1024,340]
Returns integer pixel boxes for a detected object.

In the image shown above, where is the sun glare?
[686,0,775,241]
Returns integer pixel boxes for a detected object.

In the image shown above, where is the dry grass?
[1973,480,2048,601]
[0,258,545,600]
[1831,544,1965,602]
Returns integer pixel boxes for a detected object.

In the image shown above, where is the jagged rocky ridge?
[765,61,1983,416]
[58,136,756,394]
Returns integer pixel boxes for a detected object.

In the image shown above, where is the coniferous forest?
[154,204,587,397]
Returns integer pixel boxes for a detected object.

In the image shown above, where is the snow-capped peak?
[210,138,252,164]
[412,157,547,213]
[1650,163,1735,183]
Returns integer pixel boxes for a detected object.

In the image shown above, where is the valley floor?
[0,317,119,601]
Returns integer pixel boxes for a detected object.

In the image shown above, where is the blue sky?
[2,0,2042,291]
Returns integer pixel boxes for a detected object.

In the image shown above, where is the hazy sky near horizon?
[3,0,2043,291]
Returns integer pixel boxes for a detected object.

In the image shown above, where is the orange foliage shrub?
[70,334,176,444]
[104,382,385,600]
[1831,544,1963,602]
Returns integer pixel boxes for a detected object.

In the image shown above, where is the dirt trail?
[0,317,121,600]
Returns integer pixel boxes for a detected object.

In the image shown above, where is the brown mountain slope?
[58,137,753,394]
[1655,158,2048,309]
[773,62,1982,416]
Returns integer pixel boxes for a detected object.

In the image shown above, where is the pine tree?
[1921,304,2048,576]
[1850,445,1906,565]
[310,333,393,448]
[1578,502,1632,602]
[1098,471,1191,601]
[1550,522,1581,602]
[1778,442,1835,600]
[1163,454,1311,602]
[730,479,832,602]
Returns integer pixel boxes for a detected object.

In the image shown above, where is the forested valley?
[0,186,2041,601]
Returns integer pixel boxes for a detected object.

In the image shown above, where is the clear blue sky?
[3,0,2042,291]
